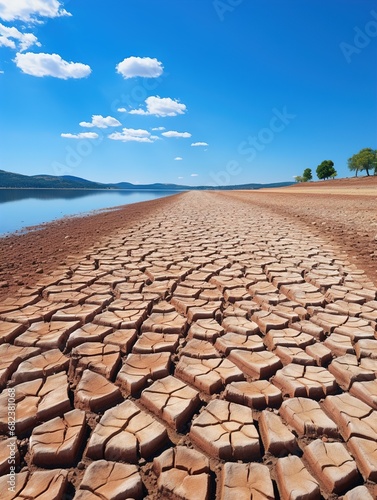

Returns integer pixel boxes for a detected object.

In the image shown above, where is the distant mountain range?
[0,169,294,191]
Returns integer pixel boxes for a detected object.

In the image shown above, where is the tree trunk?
[366,168,370,176]
[355,169,358,177]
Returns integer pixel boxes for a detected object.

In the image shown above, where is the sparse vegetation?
[348,148,377,177]
[294,168,312,183]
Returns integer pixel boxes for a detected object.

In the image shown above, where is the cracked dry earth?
[1,190,377,499]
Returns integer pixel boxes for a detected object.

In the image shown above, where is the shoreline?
[0,192,184,298]
[0,197,170,239]
[1,184,376,300]
[0,189,186,238]
[0,187,188,191]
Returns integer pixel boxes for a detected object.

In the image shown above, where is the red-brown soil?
[0,194,183,300]
[1,182,377,499]
[1,178,376,300]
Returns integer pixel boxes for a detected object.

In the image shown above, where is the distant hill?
[0,169,293,190]
[110,181,190,190]
[0,170,105,189]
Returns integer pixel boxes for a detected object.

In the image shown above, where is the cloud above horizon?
[191,142,208,147]
[61,132,99,139]
[162,130,191,138]
[108,128,158,143]
[129,96,187,117]
[80,115,121,129]
[191,173,198,177]
[14,52,91,79]
[0,23,41,52]
[174,157,183,161]
[0,0,71,22]
[116,56,163,79]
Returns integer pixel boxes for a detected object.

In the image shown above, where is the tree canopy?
[347,148,377,176]
[302,168,312,181]
[316,160,337,180]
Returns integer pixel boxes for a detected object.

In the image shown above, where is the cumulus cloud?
[191,173,199,177]
[0,35,13,49]
[174,157,183,161]
[117,107,127,113]
[162,131,191,138]
[129,96,187,117]
[14,52,91,79]
[191,142,208,147]
[108,128,158,143]
[80,115,121,129]
[116,56,163,79]
[61,132,99,139]
[152,126,165,131]
[0,23,41,51]
[0,0,71,22]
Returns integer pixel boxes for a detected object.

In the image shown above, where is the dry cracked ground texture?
[1,191,377,499]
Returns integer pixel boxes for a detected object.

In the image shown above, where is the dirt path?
[0,191,377,499]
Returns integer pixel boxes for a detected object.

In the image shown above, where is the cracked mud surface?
[1,189,377,498]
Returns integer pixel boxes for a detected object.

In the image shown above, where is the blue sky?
[0,0,376,186]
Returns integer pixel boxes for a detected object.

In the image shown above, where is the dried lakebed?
[0,191,377,499]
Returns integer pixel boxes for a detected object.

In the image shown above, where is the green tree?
[348,148,377,177]
[347,154,359,177]
[316,160,337,180]
[294,175,304,183]
[302,168,312,182]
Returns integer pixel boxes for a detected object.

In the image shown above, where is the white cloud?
[0,70,4,74]
[80,115,121,129]
[61,132,99,139]
[0,0,71,22]
[116,56,163,79]
[117,107,127,113]
[178,176,184,179]
[129,96,187,117]
[108,128,158,143]
[174,157,183,161]
[0,23,41,51]
[162,131,191,138]
[0,35,14,49]
[191,142,208,147]
[14,52,91,79]
[152,126,165,131]
[191,173,199,177]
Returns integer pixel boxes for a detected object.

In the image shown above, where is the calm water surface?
[0,189,182,236]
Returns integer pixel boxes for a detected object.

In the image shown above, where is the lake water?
[0,189,182,236]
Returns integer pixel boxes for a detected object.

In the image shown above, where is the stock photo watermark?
[7,388,17,492]
[213,0,243,22]
[52,133,104,176]
[110,73,167,114]
[51,73,167,176]
[210,106,296,186]
[340,9,377,63]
